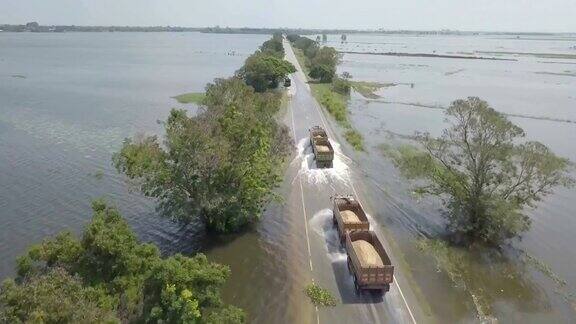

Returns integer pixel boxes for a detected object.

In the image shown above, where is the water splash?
[309,208,348,263]
[293,137,351,186]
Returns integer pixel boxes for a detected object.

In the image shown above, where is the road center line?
[285,41,418,324]
[288,81,320,324]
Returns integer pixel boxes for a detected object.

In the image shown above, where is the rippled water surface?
[325,33,576,322]
[0,32,300,322]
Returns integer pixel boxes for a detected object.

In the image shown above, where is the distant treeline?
[2,23,572,36]
[0,23,204,33]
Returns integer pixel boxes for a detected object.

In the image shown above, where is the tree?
[387,97,573,245]
[311,46,339,69]
[238,52,295,92]
[0,268,119,323]
[286,34,300,42]
[114,78,292,233]
[2,200,245,323]
[260,34,284,58]
[331,77,351,95]
[309,64,336,83]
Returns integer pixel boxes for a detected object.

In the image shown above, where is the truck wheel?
[353,277,360,295]
[347,256,352,274]
[384,284,390,292]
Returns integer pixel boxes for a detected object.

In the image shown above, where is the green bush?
[305,283,336,307]
[331,77,351,95]
[238,52,296,92]
[309,64,335,83]
[312,84,348,126]
[344,129,364,151]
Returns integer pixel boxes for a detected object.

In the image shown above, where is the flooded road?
[280,39,424,323]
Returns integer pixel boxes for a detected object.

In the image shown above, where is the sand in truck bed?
[352,240,384,267]
[317,145,330,153]
[340,210,362,224]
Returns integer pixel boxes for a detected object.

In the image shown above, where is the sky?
[1,0,575,33]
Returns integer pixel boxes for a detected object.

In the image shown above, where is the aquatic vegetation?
[90,170,104,180]
[331,77,351,96]
[172,92,205,104]
[534,71,576,77]
[416,238,548,322]
[305,283,337,307]
[521,252,566,287]
[350,81,394,99]
[477,51,576,60]
[368,99,576,124]
[344,129,364,151]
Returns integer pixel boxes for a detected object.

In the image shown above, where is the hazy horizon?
[1,0,576,33]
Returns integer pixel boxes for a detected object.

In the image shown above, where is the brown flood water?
[2,31,576,323]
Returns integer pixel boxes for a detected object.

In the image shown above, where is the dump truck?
[332,195,370,243]
[345,231,394,293]
[309,126,334,168]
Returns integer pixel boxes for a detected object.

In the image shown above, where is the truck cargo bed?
[332,196,370,243]
[345,231,394,293]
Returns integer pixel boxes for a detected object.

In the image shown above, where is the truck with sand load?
[346,231,394,293]
[309,126,334,168]
[332,195,370,243]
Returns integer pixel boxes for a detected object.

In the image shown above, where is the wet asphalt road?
[282,39,423,324]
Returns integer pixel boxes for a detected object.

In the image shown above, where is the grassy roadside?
[292,48,365,151]
[293,48,310,77]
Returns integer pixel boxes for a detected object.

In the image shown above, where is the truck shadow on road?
[331,258,385,304]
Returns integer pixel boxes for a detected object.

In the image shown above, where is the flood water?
[1,31,576,323]
[0,32,296,322]
[324,33,576,322]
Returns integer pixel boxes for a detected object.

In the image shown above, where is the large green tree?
[114,78,292,233]
[1,268,119,323]
[238,52,295,92]
[387,97,573,245]
[259,34,284,58]
[310,47,339,72]
[1,200,244,323]
[309,64,336,83]
[289,35,338,83]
